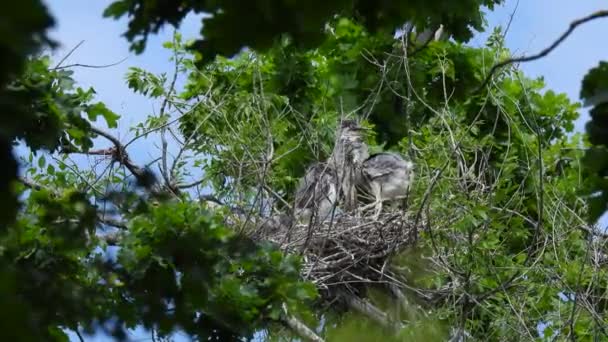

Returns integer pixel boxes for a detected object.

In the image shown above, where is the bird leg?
[357,184,384,220]
[373,184,384,220]
[358,201,377,213]
[356,200,382,220]
[373,198,383,221]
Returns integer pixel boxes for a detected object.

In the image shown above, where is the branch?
[19,177,128,230]
[476,10,608,92]
[98,216,128,230]
[199,195,247,216]
[342,293,403,331]
[53,40,84,69]
[20,177,44,191]
[87,126,159,189]
[159,39,181,189]
[52,57,129,70]
[281,303,325,342]
[178,178,205,189]
[263,184,293,212]
[90,126,121,148]
[74,329,85,342]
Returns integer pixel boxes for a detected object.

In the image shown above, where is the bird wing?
[362,152,412,179]
[294,163,337,208]
[362,153,407,179]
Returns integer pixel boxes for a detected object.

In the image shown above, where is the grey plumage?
[293,162,339,225]
[329,119,370,211]
[357,152,415,219]
[412,24,448,44]
[329,119,370,167]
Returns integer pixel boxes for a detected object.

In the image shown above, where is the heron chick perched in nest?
[357,152,415,220]
[293,162,340,225]
[329,119,370,211]
[331,119,415,220]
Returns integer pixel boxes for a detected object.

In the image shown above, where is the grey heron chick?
[330,119,370,167]
[293,162,340,225]
[329,119,370,211]
[357,152,414,220]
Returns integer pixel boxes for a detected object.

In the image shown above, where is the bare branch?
[53,40,84,69]
[476,10,608,92]
[178,178,205,189]
[281,303,325,342]
[98,216,128,230]
[87,126,156,189]
[158,34,182,189]
[52,56,129,70]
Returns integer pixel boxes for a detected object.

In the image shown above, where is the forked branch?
[476,10,608,92]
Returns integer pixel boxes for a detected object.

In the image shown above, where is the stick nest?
[263,211,419,299]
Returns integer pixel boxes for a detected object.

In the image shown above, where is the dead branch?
[53,40,85,69]
[52,57,129,70]
[476,10,608,92]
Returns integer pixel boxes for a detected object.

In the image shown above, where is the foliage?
[2,0,608,341]
[0,39,318,341]
[168,20,605,340]
[3,169,317,340]
[103,0,504,63]
[0,1,55,227]
[580,61,608,222]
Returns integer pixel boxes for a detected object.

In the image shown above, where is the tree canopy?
[1,1,608,341]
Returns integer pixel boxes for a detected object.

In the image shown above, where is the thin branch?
[159,35,181,189]
[88,126,153,188]
[178,178,205,189]
[52,56,129,70]
[20,177,45,191]
[53,40,84,69]
[98,217,128,230]
[19,178,128,230]
[263,184,293,211]
[75,329,85,342]
[475,10,608,92]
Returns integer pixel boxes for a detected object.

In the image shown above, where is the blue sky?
[39,0,608,341]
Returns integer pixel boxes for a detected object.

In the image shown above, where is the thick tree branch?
[342,293,404,331]
[476,10,608,92]
[281,303,325,342]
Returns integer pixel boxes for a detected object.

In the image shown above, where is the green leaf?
[86,102,120,128]
[103,0,130,18]
[38,155,46,169]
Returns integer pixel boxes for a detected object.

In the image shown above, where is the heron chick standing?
[329,119,370,211]
[357,152,415,220]
[293,162,339,225]
[331,119,415,219]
